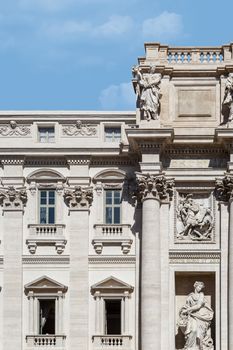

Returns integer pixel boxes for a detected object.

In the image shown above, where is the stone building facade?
[1,42,233,350]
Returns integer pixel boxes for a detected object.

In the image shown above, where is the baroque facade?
[1,42,233,350]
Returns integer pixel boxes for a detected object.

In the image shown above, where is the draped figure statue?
[177,281,214,350]
[223,73,233,122]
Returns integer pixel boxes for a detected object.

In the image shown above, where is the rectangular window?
[39,299,55,335]
[105,190,121,224]
[105,299,121,335]
[38,127,55,143]
[39,190,55,224]
[104,127,121,142]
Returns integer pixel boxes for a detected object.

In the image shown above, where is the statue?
[132,65,162,121]
[223,73,233,122]
[176,194,213,241]
[177,281,214,350]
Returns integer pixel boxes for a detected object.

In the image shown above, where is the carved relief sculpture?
[215,173,233,201]
[64,185,93,208]
[0,186,27,209]
[0,120,30,136]
[62,120,97,136]
[223,73,233,122]
[132,65,162,121]
[177,281,214,350]
[176,194,214,241]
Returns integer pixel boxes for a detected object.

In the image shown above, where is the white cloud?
[94,15,133,37]
[42,15,133,40]
[99,82,135,110]
[142,11,183,39]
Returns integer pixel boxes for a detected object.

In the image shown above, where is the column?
[137,174,173,350]
[64,185,93,350]
[1,184,27,350]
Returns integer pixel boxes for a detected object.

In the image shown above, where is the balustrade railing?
[26,335,66,348]
[29,224,65,237]
[167,48,224,64]
[92,335,132,349]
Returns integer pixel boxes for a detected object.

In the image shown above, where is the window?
[39,299,55,334]
[105,299,121,335]
[38,127,55,143]
[39,190,55,224]
[104,127,121,142]
[105,190,121,224]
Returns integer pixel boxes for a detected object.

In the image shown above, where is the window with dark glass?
[105,299,121,335]
[104,127,121,142]
[38,127,55,143]
[39,299,55,335]
[39,190,55,224]
[105,190,121,224]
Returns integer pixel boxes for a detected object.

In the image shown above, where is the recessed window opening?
[39,190,55,224]
[38,127,55,143]
[105,190,121,224]
[104,127,121,142]
[39,299,55,335]
[105,299,121,335]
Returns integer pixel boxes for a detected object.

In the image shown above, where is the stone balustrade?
[92,335,132,349]
[26,335,66,348]
[167,47,224,64]
[92,224,132,254]
[26,224,66,254]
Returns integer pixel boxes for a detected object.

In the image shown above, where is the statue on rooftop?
[132,65,162,121]
[223,73,233,122]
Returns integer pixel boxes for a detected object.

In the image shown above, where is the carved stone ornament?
[64,185,93,208]
[215,173,233,202]
[0,186,27,209]
[134,173,174,202]
[177,281,214,350]
[0,120,30,136]
[223,73,233,122]
[132,65,162,121]
[176,194,214,241]
[62,120,97,137]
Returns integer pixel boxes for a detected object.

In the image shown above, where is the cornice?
[25,158,67,166]
[169,251,220,264]
[22,255,70,264]
[1,157,25,165]
[91,157,138,166]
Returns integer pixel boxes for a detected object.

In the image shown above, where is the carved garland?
[64,185,93,208]
[0,186,27,209]
[62,120,97,137]
[0,120,30,137]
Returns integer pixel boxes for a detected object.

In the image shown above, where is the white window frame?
[38,189,56,224]
[104,189,121,224]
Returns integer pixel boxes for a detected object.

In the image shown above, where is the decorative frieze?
[0,186,27,209]
[22,255,70,264]
[135,173,174,202]
[62,120,97,137]
[176,193,214,242]
[64,185,93,208]
[0,121,30,137]
[215,173,233,202]
[169,251,220,264]
[1,158,25,165]
[88,256,136,264]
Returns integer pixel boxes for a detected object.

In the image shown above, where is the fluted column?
[136,174,174,350]
[0,185,27,350]
[216,174,233,349]
[64,185,93,350]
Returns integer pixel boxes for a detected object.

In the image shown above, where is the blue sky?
[0,0,232,110]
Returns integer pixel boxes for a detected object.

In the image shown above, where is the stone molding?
[0,186,27,210]
[215,173,233,202]
[135,173,174,202]
[1,158,25,165]
[22,255,70,264]
[64,185,93,209]
[91,157,138,166]
[67,158,90,165]
[169,251,220,264]
[88,255,136,264]
[0,120,31,137]
[25,158,67,166]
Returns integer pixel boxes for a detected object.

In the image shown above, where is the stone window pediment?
[91,276,133,295]
[25,275,68,295]
[93,169,126,186]
[27,169,66,184]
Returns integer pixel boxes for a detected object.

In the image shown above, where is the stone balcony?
[26,224,66,254]
[92,224,132,254]
[92,335,132,350]
[26,335,66,349]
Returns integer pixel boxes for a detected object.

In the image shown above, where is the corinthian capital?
[64,185,93,209]
[0,186,27,210]
[135,173,174,202]
[215,174,233,202]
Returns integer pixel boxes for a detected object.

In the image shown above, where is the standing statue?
[132,65,162,121]
[177,281,214,350]
[176,194,213,241]
[223,73,233,122]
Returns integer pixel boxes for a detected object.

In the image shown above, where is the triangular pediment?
[91,276,133,294]
[25,276,68,294]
